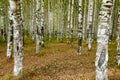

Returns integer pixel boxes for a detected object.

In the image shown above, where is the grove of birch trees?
[0,0,120,79]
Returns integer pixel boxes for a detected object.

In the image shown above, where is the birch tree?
[48,0,51,41]
[36,0,41,54]
[82,0,87,40]
[7,7,13,58]
[40,0,44,47]
[77,0,82,55]
[9,0,23,76]
[70,0,74,47]
[95,0,113,79]
[117,0,120,65]
[87,0,93,50]
[66,0,71,44]
[30,0,36,41]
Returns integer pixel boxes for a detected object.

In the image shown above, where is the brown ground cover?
[0,40,120,80]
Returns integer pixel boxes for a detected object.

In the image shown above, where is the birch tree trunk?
[82,0,87,40]
[40,0,44,47]
[9,0,23,76]
[95,0,113,79]
[7,8,13,58]
[0,7,5,38]
[87,0,93,50]
[77,0,82,55]
[36,0,41,54]
[60,0,64,42]
[29,0,36,41]
[117,0,120,65]
[31,0,36,41]
[70,0,74,47]
[92,0,97,38]
[48,0,52,41]
[0,6,7,41]
[66,0,71,44]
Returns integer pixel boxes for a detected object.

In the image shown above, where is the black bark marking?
[98,49,106,68]
[17,46,19,51]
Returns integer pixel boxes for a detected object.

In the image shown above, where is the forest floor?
[0,38,120,80]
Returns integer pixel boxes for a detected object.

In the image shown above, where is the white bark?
[70,0,74,47]
[0,10,6,40]
[60,0,64,42]
[117,0,120,65]
[36,0,41,54]
[57,0,63,42]
[82,0,87,40]
[66,0,71,44]
[30,0,36,40]
[41,0,44,47]
[87,0,93,50]
[48,12,53,41]
[77,0,82,55]
[7,8,13,58]
[31,0,36,41]
[48,0,53,41]
[9,0,23,76]
[95,0,113,79]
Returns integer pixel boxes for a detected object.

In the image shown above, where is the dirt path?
[0,42,120,80]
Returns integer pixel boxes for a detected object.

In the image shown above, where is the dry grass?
[0,39,120,80]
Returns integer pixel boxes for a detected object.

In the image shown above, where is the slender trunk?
[87,0,93,50]
[31,0,36,41]
[95,0,113,79]
[109,0,114,40]
[77,0,83,55]
[36,0,41,54]
[111,0,118,39]
[117,0,120,65]
[93,0,100,39]
[41,0,44,47]
[57,0,61,41]
[66,0,71,44]
[82,0,87,40]
[48,0,51,41]
[92,0,97,39]
[57,9,60,41]
[70,0,74,47]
